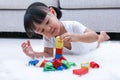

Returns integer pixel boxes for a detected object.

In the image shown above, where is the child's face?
[34,12,61,38]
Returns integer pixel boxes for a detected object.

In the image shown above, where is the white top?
[43,21,98,55]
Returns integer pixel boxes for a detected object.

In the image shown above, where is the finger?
[22,43,29,51]
[22,46,28,53]
[23,45,28,50]
[60,33,69,40]
[27,40,31,46]
[63,37,70,42]
[67,38,72,43]
[21,42,27,48]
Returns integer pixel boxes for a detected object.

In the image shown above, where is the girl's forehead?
[33,15,49,28]
[41,14,49,24]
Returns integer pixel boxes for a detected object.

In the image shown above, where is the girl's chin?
[53,29,59,36]
[45,35,55,38]
[45,30,59,38]
[48,34,57,38]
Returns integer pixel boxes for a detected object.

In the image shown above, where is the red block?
[90,61,100,68]
[52,59,62,68]
[56,48,63,54]
[40,60,48,67]
[59,56,67,61]
[73,68,89,75]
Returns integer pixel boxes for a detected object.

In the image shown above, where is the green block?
[43,62,56,71]
[44,62,53,67]
[61,60,76,69]
[69,62,76,66]
[61,60,71,69]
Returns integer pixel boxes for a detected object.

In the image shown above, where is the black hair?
[24,2,62,37]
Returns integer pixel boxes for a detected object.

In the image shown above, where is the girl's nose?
[46,26,51,32]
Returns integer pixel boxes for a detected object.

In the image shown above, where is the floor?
[0,38,120,80]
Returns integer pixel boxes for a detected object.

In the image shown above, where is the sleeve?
[72,21,87,34]
[43,36,55,48]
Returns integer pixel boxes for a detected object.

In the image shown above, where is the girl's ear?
[49,7,57,16]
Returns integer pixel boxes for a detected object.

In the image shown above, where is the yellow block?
[81,61,90,69]
[56,36,63,48]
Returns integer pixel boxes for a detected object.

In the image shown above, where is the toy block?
[90,61,99,68]
[48,60,53,63]
[55,54,62,59]
[81,61,90,69]
[73,68,89,75]
[40,60,48,67]
[61,60,71,69]
[59,56,67,61]
[68,62,76,67]
[56,48,63,54]
[43,62,56,71]
[52,59,62,68]
[44,66,56,72]
[56,36,63,48]
[57,65,66,70]
[36,62,41,67]
[61,60,76,69]
[28,59,39,66]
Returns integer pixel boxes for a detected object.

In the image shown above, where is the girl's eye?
[46,20,49,24]
[41,29,44,33]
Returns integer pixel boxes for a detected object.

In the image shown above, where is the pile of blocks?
[73,61,100,76]
[28,36,76,71]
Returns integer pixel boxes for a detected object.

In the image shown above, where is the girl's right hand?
[21,40,35,59]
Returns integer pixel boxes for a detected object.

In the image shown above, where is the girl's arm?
[60,28,98,43]
[34,47,54,58]
[77,28,99,42]
[21,40,54,59]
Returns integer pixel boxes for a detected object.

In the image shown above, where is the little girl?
[21,2,110,59]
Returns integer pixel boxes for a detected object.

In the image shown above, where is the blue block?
[48,60,53,63]
[55,54,62,59]
[28,59,39,66]
[57,65,66,70]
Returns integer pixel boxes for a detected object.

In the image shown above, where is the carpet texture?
[0,38,120,80]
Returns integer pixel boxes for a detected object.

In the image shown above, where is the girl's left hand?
[60,32,79,43]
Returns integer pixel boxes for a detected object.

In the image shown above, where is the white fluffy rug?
[0,38,120,80]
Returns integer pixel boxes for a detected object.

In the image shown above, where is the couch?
[0,0,120,34]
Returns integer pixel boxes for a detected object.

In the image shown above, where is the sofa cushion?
[0,0,58,9]
[61,9,120,32]
[0,10,25,32]
[59,0,120,9]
